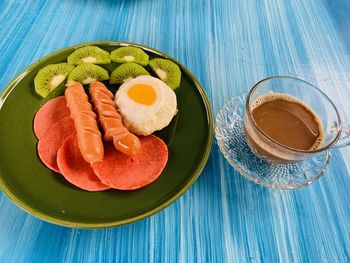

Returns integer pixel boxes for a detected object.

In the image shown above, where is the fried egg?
[115,75,177,136]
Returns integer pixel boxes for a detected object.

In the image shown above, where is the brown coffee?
[251,94,324,151]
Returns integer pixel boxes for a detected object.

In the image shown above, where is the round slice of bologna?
[57,135,110,191]
[34,96,70,140]
[92,135,168,190]
[37,116,75,173]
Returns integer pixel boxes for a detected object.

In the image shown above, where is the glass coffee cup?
[244,76,350,163]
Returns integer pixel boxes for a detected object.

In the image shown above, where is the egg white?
[115,75,177,136]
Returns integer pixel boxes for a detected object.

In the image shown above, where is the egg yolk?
[127,84,157,105]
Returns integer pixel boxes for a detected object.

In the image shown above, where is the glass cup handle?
[334,123,350,149]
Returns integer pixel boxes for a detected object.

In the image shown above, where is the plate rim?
[0,41,214,228]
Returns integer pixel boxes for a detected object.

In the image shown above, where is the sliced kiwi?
[110,47,149,66]
[110,63,150,84]
[149,58,181,90]
[34,63,75,98]
[68,64,109,84]
[67,46,111,65]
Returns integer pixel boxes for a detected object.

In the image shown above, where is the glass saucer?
[215,94,331,190]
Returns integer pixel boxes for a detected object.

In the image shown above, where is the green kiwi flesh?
[149,58,181,90]
[67,46,111,65]
[34,63,75,98]
[110,63,150,84]
[68,64,109,84]
[110,47,149,66]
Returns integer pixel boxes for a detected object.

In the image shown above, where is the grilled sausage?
[89,81,141,156]
[65,80,104,164]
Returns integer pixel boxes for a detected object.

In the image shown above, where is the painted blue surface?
[1,0,350,262]
[325,0,350,51]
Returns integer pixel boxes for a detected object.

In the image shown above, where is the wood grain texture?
[1,0,350,262]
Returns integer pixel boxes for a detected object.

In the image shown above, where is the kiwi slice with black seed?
[34,63,75,98]
[67,46,111,65]
[110,63,150,84]
[110,47,149,66]
[68,63,109,84]
[149,58,181,90]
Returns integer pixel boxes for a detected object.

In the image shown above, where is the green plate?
[0,41,213,228]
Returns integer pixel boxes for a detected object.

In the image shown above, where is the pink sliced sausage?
[57,135,110,191]
[33,96,70,139]
[92,135,168,190]
[37,116,75,173]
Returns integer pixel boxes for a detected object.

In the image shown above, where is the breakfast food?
[33,96,70,139]
[33,45,183,192]
[110,46,149,66]
[89,81,141,156]
[57,135,110,191]
[109,63,150,84]
[67,46,111,65]
[65,81,104,164]
[34,63,75,98]
[68,63,109,84]
[37,116,75,173]
[92,135,168,190]
[115,75,177,135]
[149,58,181,89]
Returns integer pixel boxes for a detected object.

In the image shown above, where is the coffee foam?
[248,93,325,157]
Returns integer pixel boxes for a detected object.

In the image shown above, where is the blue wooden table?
[1,0,350,262]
